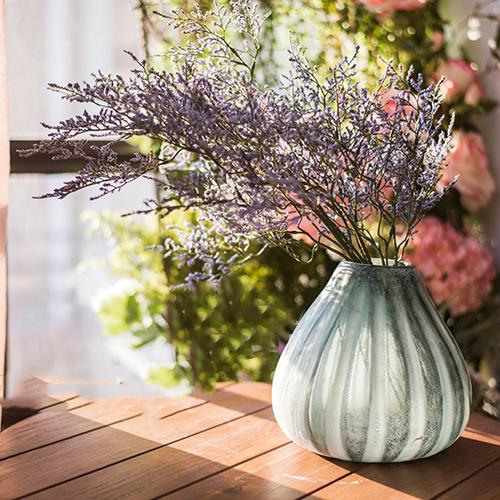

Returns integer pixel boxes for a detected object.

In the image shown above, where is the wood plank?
[0,382,271,497]
[31,406,287,499]
[1,391,81,430]
[111,381,271,443]
[0,388,241,460]
[38,380,235,414]
[163,407,499,500]
[40,397,92,412]
[22,380,235,415]
[162,415,499,499]
[3,381,497,499]
[29,393,80,411]
[307,428,500,499]
[466,413,500,442]
[0,0,10,429]
[2,378,79,413]
[436,458,500,499]
[0,424,160,498]
[0,398,146,459]
[166,441,364,499]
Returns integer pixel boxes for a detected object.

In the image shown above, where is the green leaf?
[131,325,164,348]
[146,363,191,388]
[97,294,142,335]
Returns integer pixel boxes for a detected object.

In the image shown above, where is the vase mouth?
[341,259,416,271]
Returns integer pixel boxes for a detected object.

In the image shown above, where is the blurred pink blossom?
[379,88,416,118]
[430,32,445,51]
[286,204,322,245]
[440,130,495,212]
[433,59,484,105]
[464,81,485,106]
[379,88,426,145]
[357,0,428,14]
[406,216,496,316]
[288,216,320,245]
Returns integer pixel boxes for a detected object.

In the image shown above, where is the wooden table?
[0,380,499,499]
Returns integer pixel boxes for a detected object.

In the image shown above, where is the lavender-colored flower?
[23,0,453,280]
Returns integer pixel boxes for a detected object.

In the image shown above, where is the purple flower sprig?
[23,0,453,280]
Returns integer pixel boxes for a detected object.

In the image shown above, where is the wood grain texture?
[0,392,233,459]
[2,378,79,413]
[0,424,161,497]
[111,381,271,443]
[32,407,286,500]
[436,458,500,499]
[0,399,146,459]
[1,382,271,498]
[166,414,500,500]
[0,382,498,500]
[467,413,500,442]
[0,0,10,425]
[307,428,500,499]
[166,441,363,500]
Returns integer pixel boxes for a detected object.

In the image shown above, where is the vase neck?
[328,259,422,292]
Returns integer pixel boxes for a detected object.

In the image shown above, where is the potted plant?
[24,0,471,462]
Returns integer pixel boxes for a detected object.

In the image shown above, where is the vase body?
[272,260,471,463]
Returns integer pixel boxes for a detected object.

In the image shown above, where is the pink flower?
[440,131,495,212]
[433,59,484,105]
[430,32,445,51]
[379,88,426,144]
[357,0,428,15]
[286,204,322,246]
[379,88,416,118]
[406,216,496,317]
[464,81,485,106]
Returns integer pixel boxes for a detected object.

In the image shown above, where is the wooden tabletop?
[0,380,499,499]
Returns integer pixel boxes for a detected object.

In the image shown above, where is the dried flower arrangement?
[24,0,454,281]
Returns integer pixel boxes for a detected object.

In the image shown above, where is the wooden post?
[0,0,9,426]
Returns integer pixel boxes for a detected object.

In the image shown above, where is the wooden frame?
[0,0,9,426]
[10,140,135,174]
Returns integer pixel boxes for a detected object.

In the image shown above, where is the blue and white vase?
[272,260,471,463]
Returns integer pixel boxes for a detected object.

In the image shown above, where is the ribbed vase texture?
[272,260,471,463]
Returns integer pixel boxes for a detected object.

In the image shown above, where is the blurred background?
[7,0,154,395]
[5,0,500,414]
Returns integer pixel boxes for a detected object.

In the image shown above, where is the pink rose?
[406,216,496,316]
[430,32,445,51]
[464,81,485,106]
[379,88,416,118]
[286,203,322,246]
[357,0,428,15]
[379,88,427,144]
[441,131,495,212]
[433,59,484,105]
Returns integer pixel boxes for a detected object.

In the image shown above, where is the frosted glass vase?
[272,260,471,463]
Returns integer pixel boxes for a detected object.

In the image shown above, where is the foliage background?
[87,0,499,415]
[88,210,333,391]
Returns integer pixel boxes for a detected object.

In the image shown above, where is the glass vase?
[272,260,472,463]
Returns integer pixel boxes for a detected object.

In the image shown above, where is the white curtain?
[6,0,142,138]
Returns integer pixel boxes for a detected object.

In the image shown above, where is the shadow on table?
[0,402,313,498]
[2,379,499,499]
[309,431,500,498]
[1,385,498,499]
[1,377,275,429]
